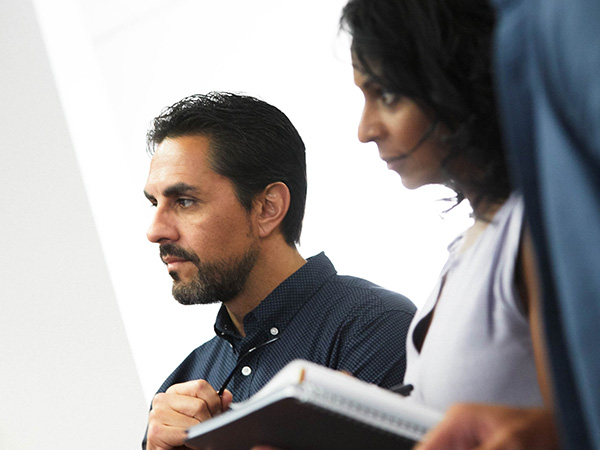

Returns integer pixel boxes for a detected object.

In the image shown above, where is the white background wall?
[1,1,472,446]
[0,0,147,448]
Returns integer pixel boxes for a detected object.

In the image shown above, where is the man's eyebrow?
[143,190,155,201]
[162,182,200,197]
[144,182,200,201]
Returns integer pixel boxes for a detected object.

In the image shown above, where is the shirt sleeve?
[333,294,415,389]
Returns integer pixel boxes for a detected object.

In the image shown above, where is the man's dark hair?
[147,92,307,245]
[341,0,510,206]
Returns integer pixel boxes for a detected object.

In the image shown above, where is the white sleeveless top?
[403,194,544,411]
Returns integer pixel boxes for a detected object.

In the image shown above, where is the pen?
[389,383,413,396]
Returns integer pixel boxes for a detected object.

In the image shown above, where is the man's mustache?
[159,244,200,265]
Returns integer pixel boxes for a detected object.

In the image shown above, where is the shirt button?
[270,327,279,336]
[241,366,252,376]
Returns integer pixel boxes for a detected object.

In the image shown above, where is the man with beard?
[141,92,416,450]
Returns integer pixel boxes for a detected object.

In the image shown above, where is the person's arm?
[414,404,557,450]
[519,225,554,406]
[336,297,415,388]
[146,379,233,450]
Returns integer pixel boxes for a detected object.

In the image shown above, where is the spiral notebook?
[185,359,442,450]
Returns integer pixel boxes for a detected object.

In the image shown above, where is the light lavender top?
[404,194,544,411]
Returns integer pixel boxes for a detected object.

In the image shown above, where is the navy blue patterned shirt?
[142,252,415,448]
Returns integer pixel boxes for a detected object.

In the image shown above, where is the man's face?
[144,135,259,305]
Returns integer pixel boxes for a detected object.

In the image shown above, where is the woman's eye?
[380,90,400,107]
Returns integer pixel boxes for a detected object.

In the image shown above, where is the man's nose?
[146,207,178,244]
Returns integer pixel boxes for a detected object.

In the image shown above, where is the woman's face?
[353,66,450,190]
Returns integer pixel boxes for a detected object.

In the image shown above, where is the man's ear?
[255,182,290,238]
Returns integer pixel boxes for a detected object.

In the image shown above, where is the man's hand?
[415,404,559,450]
[146,379,233,450]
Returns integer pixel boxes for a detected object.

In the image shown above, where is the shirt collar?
[214,252,336,347]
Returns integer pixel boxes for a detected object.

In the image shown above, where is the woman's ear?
[255,182,291,238]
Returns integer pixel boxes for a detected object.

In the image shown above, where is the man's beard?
[159,242,259,306]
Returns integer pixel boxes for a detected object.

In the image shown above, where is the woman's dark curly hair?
[341,0,511,207]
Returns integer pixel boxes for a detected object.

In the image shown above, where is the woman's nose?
[357,103,383,143]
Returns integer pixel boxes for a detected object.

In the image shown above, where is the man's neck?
[225,244,306,337]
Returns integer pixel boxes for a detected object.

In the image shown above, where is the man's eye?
[177,199,194,208]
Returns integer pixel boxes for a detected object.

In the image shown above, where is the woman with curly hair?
[341,0,547,412]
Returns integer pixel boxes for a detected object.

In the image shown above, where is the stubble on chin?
[169,245,259,306]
